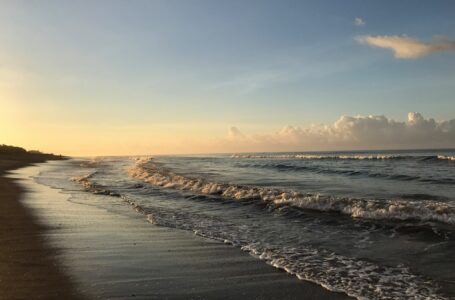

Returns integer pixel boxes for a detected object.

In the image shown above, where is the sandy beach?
[1,158,352,299]
[0,154,82,300]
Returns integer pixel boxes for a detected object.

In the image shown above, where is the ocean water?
[35,149,455,300]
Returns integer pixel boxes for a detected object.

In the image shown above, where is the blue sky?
[1,1,454,154]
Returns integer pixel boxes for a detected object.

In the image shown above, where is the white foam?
[438,155,455,161]
[71,172,97,190]
[128,158,455,225]
[143,206,446,300]
[231,154,405,160]
[71,172,120,197]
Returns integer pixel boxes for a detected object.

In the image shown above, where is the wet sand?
[0,155,81,300]
[4,160,352,300]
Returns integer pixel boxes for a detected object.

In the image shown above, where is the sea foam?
[232,153,455,161]
[128,158,455,225]
[231,154,407,160]
[437,155,455,161]
[142,206,446,300]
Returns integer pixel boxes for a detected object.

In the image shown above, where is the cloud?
[356,35,455,59]
[93,113,453,155]
[227,126,245,139]
[208,70,285,94]
[354,17,365,27]
[223,113,455,152]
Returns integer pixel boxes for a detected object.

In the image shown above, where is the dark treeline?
[0,144,64,159]
[0,144,28,154]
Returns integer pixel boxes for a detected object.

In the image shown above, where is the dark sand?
[4,159,353,300]
[0,155,81,300]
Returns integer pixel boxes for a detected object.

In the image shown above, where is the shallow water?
[36,149,455,300]
[15,164,346,300]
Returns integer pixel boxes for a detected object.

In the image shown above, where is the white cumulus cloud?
[356,35,455,59]
[224,113,455,152]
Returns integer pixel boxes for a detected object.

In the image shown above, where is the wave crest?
[438,155,455,161]
[232,153,455,161]
[232,154,406,160]
[128,159,455,225]
[71,172,120,197]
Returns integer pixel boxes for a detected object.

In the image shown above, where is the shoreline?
[9,160,353,299]
[0,155,82,300]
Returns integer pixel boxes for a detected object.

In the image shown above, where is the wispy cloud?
[356,35,455,59]
[354,17,365,27]
[208,70,285,94]
[222,113,455,152]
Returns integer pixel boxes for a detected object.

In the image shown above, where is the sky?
[1,0,454,155]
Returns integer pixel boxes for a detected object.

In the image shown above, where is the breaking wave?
[438,155,455,161]
[71,173,120,197]
[128,158,455,225]
[232,154,455,161]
